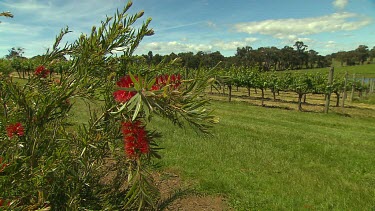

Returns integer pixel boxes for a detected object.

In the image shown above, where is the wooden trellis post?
[324,67,334,113]
[228,83,232,102]
[341,72,348,108]
[350,73,356,102]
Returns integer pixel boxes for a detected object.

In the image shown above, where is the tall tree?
[235,46,253,67]
[293,41,308,69]
[209,51,225,67]
[370,46,375,61]
[280,46,297,70]
[147,50,153,66]
[257,47,279,71]
[308,50,319,69]
[334,51,347,66]
[345,50,357,66]
[152,53,163,65]
[355,45,369,64]
[178,52,199,69]
[6,47,25,59]
[316,55,331,68]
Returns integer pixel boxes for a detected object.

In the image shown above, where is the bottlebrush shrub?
[0,1,216,210]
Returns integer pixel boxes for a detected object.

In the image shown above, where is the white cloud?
[234,12,372,40]
[0,21,45,36]
[333,0,348,10]
[1,0,51,11]
[244,37,258,43]
[295,37,312,43]
[325,40,337,48]
[281,36,312,44]
[22,39,56,55]
[0,37,56,57]
[212,41,245,50]
[167,41,212,52]
[137,37,259,55]
[212,38,258,50]
[139,41,212,54]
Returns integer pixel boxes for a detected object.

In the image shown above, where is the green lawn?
[353,93,375,105]
[150,100,375,210]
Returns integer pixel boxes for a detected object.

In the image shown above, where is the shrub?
[0,1,216,210]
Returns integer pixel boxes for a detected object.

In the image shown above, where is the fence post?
[341,72,348,108]
[324,67,334,113]
[350,73,356,102]
[362,76,365,86]
[228,83,232,102]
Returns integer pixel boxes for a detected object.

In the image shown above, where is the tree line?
[139,41,375,71]
[1,41,375,76]
[331,45,375,66]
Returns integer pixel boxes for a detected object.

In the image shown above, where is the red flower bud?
[34,66,50,78]
[6,122,24,138]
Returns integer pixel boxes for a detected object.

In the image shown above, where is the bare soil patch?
[154,171,232,211]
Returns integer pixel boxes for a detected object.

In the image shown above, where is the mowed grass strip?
[150,100,375,210]
[285,63,375,78]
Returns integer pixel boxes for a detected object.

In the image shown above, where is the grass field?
[150,100,375,210]
[68,95,375,210]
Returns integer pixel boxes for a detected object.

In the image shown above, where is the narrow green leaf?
[147,77,156,90]
[132,95,142,121]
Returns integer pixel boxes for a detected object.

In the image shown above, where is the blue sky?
[1,0,374,57]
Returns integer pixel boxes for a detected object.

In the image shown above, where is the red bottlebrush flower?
[34,66,50,78]
[0,199,11,207]
[6,122,24,138]
[171,74,177,81]
[121,121,149,158]
[117,75,134,88]
[153,74,182,90]
[34,66,44,75]
[157,75,168,87]
[151,84,160,91]
[113,90,136,103]
[171,74,182,89]
[113,75,137,103]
